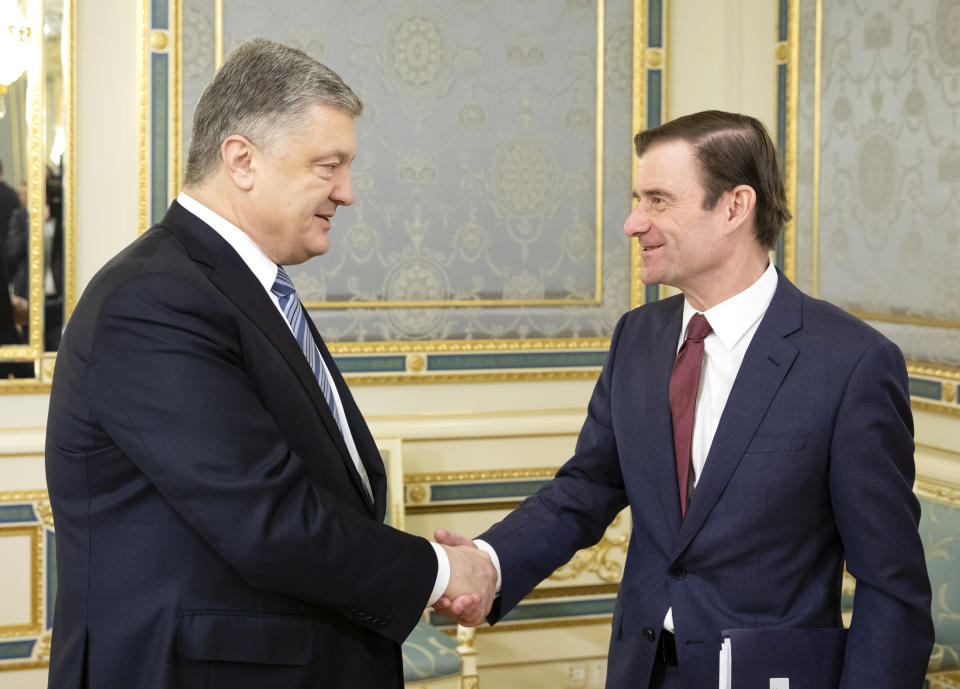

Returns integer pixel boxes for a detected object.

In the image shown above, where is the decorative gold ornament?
[549,512,630,583]
[150,30,168,51]
[408,485,427,504]
[407,355,426,373]
[775,42,789,63]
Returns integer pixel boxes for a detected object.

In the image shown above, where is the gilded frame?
[0,490,55,672]
[0,0,77,393]
[139,0,666,383]
[781,0,960,416]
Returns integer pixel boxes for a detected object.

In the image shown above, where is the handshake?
[433,528,498,627]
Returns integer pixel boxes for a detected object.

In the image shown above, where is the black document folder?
[719,627,847,689]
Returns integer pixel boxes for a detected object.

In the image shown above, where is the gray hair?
[184,38,363,186]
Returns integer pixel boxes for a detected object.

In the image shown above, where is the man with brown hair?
[437,110,934,688]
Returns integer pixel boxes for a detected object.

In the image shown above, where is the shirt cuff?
[473,539,502,593]
[428,541,450,607]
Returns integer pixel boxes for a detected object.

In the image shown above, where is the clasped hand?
[433,529,496,627]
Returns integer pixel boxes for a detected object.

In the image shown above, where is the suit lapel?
[640,299,686,538]
[160,202,377,517]
[673,273,802,557]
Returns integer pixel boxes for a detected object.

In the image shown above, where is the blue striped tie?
[271,266,372,498]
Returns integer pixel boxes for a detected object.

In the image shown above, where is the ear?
[724,184,756,230]
[220,135,256,191]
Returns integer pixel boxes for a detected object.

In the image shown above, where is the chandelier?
[0,3,32,118]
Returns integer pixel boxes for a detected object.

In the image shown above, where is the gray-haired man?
[46,39,494,689]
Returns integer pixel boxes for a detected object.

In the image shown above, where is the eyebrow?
[633,187,676,201]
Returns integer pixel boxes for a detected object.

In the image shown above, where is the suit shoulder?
[799,292,891,347]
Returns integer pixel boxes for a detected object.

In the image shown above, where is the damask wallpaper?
[794,0,960,366]
[181,0,635,342]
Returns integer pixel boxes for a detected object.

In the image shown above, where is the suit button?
[668,565,686,580]
[642,627,656,641]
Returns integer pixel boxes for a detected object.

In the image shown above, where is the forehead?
[635,139,704,196]
[285,103,357,155]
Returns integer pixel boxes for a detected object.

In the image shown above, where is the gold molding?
[344,369,601,385]
[64,0,77,318]
[149,30,168,51]
[594,0,605,305]
[405,468,558,484]
[137,0,149,235]
[851,311,960,331]
[475,616,612,634]
[915,477,960,508]
[782,0,799,283]
[812,0,822,298]
[0,526,41,639]
[909,362,960,382]
[171,0,182,198]
[328,336,610,355]
[214,0,223,69]
[523,584,620,600]
[629,0,646,310]
[549,512,629,583]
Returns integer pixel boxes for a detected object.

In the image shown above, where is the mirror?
[0,0,73,385]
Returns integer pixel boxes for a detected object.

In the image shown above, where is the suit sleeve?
[829,337,934,688]
[83,272,436,644]
[478,314,630,621]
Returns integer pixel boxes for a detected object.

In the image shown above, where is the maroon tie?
[669,313,713,517]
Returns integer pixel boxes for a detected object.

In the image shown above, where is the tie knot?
[271,266,296,299]
[685,313,712,342]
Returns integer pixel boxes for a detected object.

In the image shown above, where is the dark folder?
[720,627,847,689]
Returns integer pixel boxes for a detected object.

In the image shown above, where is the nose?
[623,203,650,237]
[331,169,355,207]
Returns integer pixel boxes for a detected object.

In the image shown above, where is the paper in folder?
[718,627,847,689]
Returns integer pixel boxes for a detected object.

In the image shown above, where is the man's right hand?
[437,536,496,627]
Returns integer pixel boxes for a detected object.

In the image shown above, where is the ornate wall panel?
[788,0,960,412]
[144,0,672,380]
[0,491,55,671]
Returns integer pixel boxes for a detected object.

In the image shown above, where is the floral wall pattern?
[181,0,635,342]
[795,0,960,366]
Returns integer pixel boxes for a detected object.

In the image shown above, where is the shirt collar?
[177,192,280,293]
[680,261,778,351]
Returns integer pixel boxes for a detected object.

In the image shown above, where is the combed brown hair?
[184,39,363,186]
[634,110,791,249]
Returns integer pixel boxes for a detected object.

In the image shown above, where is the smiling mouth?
[641,243,663,251]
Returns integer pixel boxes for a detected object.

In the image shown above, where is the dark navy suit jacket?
[45,202,436,689]
[480,271,934,689]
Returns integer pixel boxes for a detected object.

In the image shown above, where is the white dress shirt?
[663,260,778,632]
[478,262,779,621]
[176,193,450,605]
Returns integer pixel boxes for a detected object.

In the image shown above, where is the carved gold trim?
[811,0,822,297]
[851,311,960,331]
[630,0,646,310]
[214,0,223,69]
[329,337,610,354]
[64,0,77,318]
[475,616,612,634]
[523,584,620,599]
[150,30,168,50]
[0,526,41,639]
[915,477,960,508]
[345,370,602,385]
[782,0,799,283]
[137,0,149,235]
[171,0,182,197]
[549,513,629,583]
[594,0,605,304]
[404,468,559,484]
